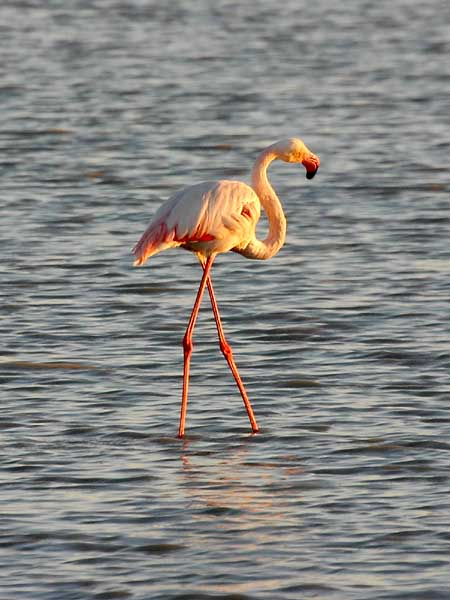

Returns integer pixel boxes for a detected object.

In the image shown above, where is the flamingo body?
[132,137,320,437]
[133,180,260,265]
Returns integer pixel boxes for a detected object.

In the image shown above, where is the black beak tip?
[306,167,318,180]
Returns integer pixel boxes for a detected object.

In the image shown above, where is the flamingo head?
[272,137,320,179]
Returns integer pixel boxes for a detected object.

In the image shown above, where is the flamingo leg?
[199,258,259,434]
[179,254,215,438]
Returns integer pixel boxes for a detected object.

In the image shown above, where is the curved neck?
[240,147,287,260]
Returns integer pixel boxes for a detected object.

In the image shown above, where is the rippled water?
[1,1,450,598]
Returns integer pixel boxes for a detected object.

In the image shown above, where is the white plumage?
[133,180,260,264]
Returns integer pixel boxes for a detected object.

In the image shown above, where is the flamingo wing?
[133,180,260,266]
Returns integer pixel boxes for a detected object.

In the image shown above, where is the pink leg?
[178,255,215,438]
[200,259,259,434]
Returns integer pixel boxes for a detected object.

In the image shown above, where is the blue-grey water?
[1,1,450,599]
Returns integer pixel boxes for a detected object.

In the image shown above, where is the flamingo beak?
[303,153,320,180]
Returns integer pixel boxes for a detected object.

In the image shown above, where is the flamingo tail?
[132,221,172,266]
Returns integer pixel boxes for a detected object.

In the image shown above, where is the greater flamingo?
[133,137,320,438]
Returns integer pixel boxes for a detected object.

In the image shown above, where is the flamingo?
[133,137,320,438]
